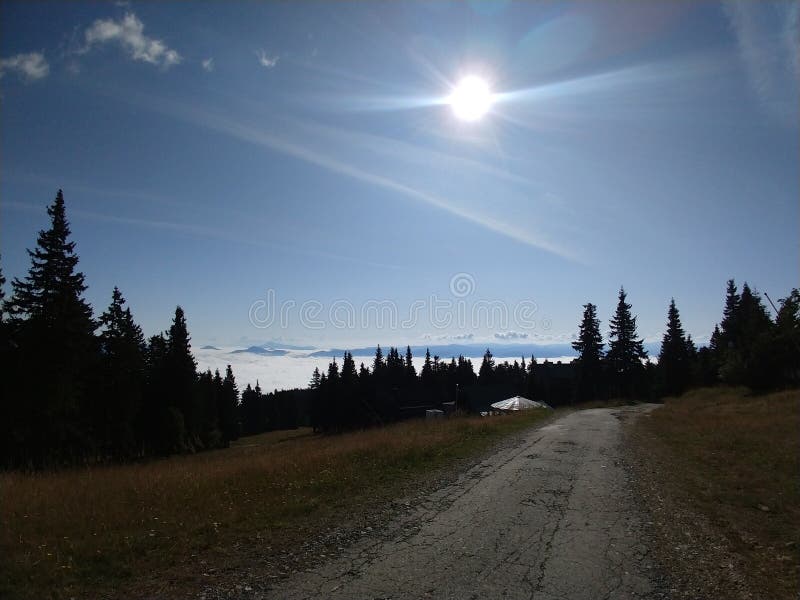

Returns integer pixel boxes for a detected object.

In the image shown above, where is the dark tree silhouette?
[657,299,692,397]
[404,345,417,381]
[309,367,322,389]
[6,190,98,466]
[98,287,146,457]
[420,348,434,388]
[605,287,648,399]
[478,348,495,385]
[165,306,199,449]
[774,289,800,386]
[572,302,604,402]
[220,364,240,442]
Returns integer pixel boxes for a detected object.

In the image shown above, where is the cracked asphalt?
[264,405,667,600]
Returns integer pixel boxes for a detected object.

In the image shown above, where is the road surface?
[265,405,665,600]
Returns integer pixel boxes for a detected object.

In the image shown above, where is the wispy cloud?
[0,52,49,81]
[724,2,799,125]
[3,198,404,272]
[81,13,181,69]
[257,50,279,69]
[106,89,578,262]
[201,57,214,72]
[494,331,529,340]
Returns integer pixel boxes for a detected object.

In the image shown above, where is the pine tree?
[605,287,648,398]
[359,362,370,381]
[478,349,495,385]
[372,345,385,375]
[657,299,692,397]
[6,190,98,465]
[774,289,800,386]
[0,256,14,466]
[572,303,604,402]
[421,348,434,387]
[165,306,199,449]
[0,256,6,324]
[220,364,239,442]
[719,279,740,349]
[404,345,417,380]
[98,287,146,458]
[309,367,322,389]
[340,351,358,385]
[722,283,775,389]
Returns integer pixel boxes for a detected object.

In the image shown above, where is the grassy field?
[632,387,799,600]
[0,410,550,599]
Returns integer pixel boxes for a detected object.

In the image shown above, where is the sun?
[449,75,492,122]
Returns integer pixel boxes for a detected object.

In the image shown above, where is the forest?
[1,191,798,468]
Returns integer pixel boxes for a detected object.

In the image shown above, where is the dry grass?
[634,386,800,599]
[0,411,548,599]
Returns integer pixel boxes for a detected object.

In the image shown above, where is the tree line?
[2,190,797,465]
[0,191,247,468]
[308,285,799,432]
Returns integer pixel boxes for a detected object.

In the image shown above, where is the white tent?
[490,395,552,411]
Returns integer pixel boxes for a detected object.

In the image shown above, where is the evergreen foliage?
[605,287,648,398]
[571,302,603,401]
[657,299,692,397]
[3,189,798,468]
[5,191,98,466]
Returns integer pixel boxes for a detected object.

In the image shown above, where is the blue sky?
[1,1,798,350]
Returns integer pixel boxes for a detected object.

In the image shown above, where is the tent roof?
[490,396,552,411]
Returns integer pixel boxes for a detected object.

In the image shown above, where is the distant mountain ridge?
[230,346,289,356]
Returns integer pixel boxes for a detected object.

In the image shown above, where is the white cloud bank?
[82,13,181,68]
[0,52,49,81]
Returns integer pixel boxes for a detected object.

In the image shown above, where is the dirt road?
[264,405,665,600]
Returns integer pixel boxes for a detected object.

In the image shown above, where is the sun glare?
[449,75,492,122]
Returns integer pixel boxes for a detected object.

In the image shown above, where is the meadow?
[632,387,800,600]
[1,410,549,599]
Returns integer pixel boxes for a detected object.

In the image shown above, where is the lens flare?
[449,76,492,121]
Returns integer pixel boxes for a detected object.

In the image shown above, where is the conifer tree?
[605,287,648,398]
[220,364,239,442]
[309,367,322,389]
[6,190,98,465]
[359,362,370,381]
[404,345,417,380]
[721,283,774,388]
[719,279,740,349]
[340,351,358,385]
[372,345,385,375]
[165,306,199,448]
[774,289,800,386]
[478,349,495,385]
[657,299,692,397]
[572,303,604,401]
[98,287,146,457]
[421,348,434,387]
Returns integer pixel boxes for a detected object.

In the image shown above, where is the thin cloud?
[3,199,404,272]
[724,2,799,125]
[113,90,579,262]
[202,58,214,72]
[0,52,49,81]
[81,13,181,69]
[257,50,279,69]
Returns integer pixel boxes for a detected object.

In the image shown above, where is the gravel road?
[263,405,668,600]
